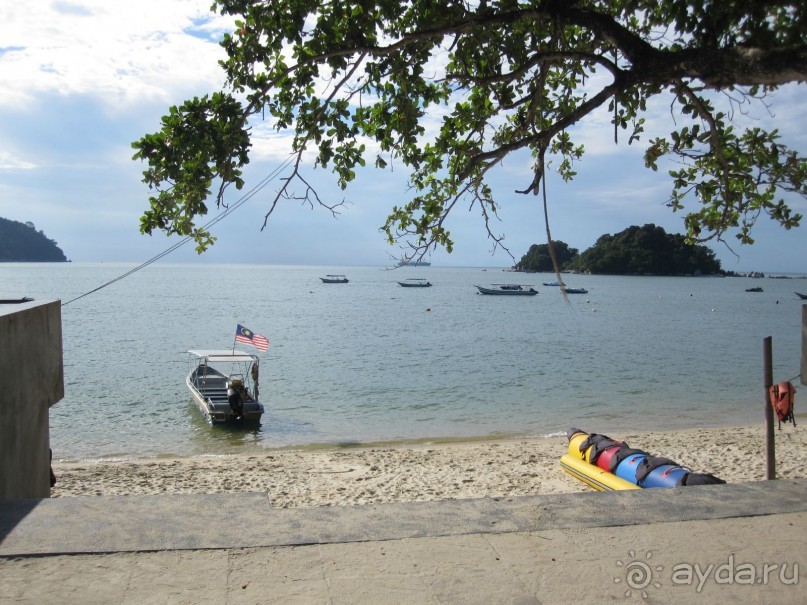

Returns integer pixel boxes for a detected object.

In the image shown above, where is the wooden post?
[763,336,775,480]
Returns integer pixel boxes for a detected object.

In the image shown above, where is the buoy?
[426,308,431,312]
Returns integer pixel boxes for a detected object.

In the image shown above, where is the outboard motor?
[227,379,244,419]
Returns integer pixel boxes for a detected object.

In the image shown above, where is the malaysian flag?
[235,324,270,351]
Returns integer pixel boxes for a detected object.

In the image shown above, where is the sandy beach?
[51,425,806,507]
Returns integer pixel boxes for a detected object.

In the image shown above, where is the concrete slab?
[1,514,804,604]
[1,479,805,556]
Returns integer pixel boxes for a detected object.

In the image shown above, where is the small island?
[0,217,68,262]
[514,224,722,276]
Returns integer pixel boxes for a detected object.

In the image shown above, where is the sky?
[1,1,805,272]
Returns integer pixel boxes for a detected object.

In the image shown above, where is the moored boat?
[398,278,432,287]
[542,281,587,293]
[186,350,264,424]
[475,284,538,296]
[320,274,348,283]
[795,292,807,300]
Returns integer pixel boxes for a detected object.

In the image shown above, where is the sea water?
[1,263,803,460]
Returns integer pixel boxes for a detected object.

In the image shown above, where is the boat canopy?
[187,350,258,363]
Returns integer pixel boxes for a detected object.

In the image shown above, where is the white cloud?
[0,149,38,170]
[0,0,233,110]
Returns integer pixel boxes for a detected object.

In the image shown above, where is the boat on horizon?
[396,260,431,267]
[320,274,348,283]
[475,284,538,296]
[186,350,264,424]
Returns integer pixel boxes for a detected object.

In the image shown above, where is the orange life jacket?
[769,381,796,428]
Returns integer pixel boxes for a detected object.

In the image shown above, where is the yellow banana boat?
[561,429,640,491]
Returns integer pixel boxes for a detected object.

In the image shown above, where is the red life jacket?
[769,381,796,428]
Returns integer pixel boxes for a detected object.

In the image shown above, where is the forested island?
[0,217,68,262]
[514,224,721,276]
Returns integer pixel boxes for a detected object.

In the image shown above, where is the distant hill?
[513,241,579,272]
[514,224,721,276]
[568,224,721,275]
[0,217,68,262]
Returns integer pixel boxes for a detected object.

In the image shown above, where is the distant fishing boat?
[543,281,587,293]
[320,274,348,283]
[397,278,432,287]
[476,284,538,296]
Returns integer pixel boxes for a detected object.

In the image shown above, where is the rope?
[62,156,294,307]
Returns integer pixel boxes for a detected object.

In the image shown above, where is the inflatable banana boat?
[560,428,725,491]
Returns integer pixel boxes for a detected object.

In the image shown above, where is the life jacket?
[608,445,648,474]
[769,381,796,428]
[578,433,623,465]
[635,455,680,485]
[676,472,726,486]
[567,427,586,441]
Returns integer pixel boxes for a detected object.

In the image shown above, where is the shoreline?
[51,425,806,507]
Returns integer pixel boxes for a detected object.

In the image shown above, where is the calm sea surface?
[2,263,804,461]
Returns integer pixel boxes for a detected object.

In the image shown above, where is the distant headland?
[0,217,68,262]
[513,224,721,276]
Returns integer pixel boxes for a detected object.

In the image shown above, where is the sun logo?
[614,550,663,599]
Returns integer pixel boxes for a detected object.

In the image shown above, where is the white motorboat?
[320,274,348,283]
[186,350,264,424]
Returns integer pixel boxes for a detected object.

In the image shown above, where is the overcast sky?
[1,1,805,272]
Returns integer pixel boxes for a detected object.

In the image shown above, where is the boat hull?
[476,285,537,296]
[560,454,640,491]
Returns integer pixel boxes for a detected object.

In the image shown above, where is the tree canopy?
[514,241,579,272]
[566,223,722,275]
[132,0,806,257]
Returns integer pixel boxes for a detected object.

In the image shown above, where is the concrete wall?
[0,299,63,500]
